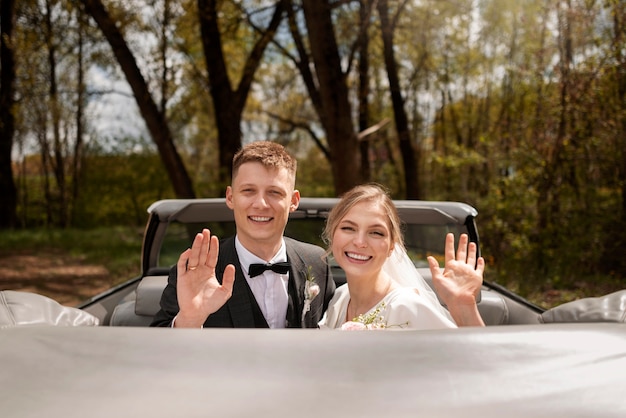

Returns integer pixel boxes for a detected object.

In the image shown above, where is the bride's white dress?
[318,284,457,330]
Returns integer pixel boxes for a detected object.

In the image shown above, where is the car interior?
[3,198,625,328]
[106,267,524,327]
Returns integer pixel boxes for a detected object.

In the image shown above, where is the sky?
[87,68,149,149]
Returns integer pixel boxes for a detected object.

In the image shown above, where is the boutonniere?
[301,266,320,327]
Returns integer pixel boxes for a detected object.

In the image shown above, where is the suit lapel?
[219,237,261,328]
[286,243,307,327]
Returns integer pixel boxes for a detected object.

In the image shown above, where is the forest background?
[1,0,625,308]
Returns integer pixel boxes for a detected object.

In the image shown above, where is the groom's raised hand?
[174,229,235,328]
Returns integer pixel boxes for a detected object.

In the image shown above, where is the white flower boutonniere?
[301,266,320,327]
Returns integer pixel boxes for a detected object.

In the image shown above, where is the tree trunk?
[71,6,87,224]
[82,0,195,199]
[301,0,362,194]
[536,1,572,272]
[358,0,372,182]
[44,0,68,227]
[614,2,626,220]
[197,0,287,188]
[377,0,420,199]
[0,0,18,228]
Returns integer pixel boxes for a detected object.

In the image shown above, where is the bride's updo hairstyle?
[322,183,404,252]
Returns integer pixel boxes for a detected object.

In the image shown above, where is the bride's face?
[331,200,394,279]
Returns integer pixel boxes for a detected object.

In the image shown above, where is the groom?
[151,141,335,328]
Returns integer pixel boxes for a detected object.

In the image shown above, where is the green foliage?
[74,152,175,227]
[292,146,335,197]
[5,0,626,309]
[12,142,177,228]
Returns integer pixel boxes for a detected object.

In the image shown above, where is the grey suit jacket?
[151,236,335,328]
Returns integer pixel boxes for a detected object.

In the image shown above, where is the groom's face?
[226,162,300,259]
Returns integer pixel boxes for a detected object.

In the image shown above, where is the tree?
[357,0,373,182]
[288,0,363,194]
[14,0,122,227]
[377,0,420,198]
[197,0,288,186]
[604,0,626,226]
[0,0,18,228]
[82,0,195,199]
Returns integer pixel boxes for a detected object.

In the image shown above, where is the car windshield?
[157,218,468,270]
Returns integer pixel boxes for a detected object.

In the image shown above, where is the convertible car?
[1,198,625,417]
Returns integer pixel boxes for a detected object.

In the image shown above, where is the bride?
[318,184,485,330]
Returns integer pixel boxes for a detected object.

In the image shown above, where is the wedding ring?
[188,265,198,271]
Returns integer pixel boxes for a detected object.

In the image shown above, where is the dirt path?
[0,252,114,306]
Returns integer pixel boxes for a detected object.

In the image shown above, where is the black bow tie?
[248,262,291,278]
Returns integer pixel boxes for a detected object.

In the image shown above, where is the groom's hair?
[323,183,404,250]
[232,141,297,184]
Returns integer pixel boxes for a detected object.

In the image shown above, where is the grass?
[0,226,144,282]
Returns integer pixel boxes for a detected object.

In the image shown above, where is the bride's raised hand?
[428,233,485,326]
[174,229,235,327]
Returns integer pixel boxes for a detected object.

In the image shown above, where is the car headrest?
[134,276,168,317]
[541,290,626,323]
[0,290,99,328]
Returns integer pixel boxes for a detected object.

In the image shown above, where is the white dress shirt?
[235,236,290,329]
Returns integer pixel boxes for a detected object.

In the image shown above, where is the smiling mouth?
[249,216,272,223]
[345,252,371,261]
